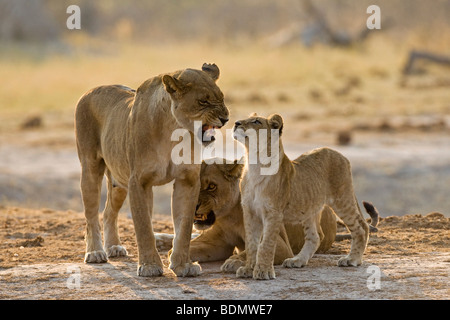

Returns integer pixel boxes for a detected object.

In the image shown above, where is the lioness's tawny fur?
[188,159,337,272]
[75,63,229,277]
[233,114,369,280]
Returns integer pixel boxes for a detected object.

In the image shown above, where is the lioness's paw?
[137,263,164,277]
[84,250,108,263]
[221,258,245,273]
[170,262,202,277]
[236,266,253,278]
[253,264,276,280]
[106,245,128,258]
[282,257,308,268]
[337,255,362,267]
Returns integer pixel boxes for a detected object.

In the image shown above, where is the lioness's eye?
[252,119,262,125]
[208,183,216,191]
[199,100,209,106]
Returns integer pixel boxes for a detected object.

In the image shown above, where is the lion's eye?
[199,100,209,106]
[207,183,216,191]
[252,119,262,125]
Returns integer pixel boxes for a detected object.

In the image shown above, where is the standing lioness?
[233,114,369,280]
[75,63,229,277]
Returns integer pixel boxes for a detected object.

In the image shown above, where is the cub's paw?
[337,255,362,267]
[137,263,164,277]
[221,258,245,273]
[84,250,108,263]
[106,245,128,258]
[236,266,254,278]
[282,257,308,268]
[253,264,275,280]
[170,262,202,277]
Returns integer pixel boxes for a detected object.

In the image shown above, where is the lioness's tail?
[335,201,380,241]
[362,201,379,233]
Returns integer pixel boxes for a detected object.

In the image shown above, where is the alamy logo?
[171,121,280,175]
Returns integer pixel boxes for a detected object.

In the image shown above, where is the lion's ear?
[162,75,185,95]
[226,160,244,179]
[202,63,220,82]
[268,113,284,135]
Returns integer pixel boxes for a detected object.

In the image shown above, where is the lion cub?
[233,113,369,280]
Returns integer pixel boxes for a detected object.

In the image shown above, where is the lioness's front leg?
[128,176,164,277]
[169,175,202,277]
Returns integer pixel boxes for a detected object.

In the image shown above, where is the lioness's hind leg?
[282,214,320,268]
[333,198,369,267]
[80,159,108,263]
[103,170,128,258]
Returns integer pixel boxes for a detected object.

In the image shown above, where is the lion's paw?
[106,245,128,258]
[137,263,164,277]
[84,250,108,263]
[253,264,276,280]
[170,262,202,277]
[282,257,308,268]
[337,255,361,267]
[236,266,254,278]
[221,258,245,273]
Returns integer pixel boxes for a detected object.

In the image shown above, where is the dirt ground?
[0,206,448,300]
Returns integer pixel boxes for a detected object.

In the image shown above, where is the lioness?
[189,159,337,272]
[75,63,229,277]
[188,159,378,272]
[233,114,370,280]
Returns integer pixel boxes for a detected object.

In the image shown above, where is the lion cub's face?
[194,159,244,230]
[162,64,229,146]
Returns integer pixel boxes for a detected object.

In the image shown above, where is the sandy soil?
[0,207,448,300]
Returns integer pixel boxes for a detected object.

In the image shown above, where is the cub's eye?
[207,183,216,191]
[252,119,262,125]
[198,100,209,106]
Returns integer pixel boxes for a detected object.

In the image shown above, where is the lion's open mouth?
[202,124,220,143]
[194,210,216,226]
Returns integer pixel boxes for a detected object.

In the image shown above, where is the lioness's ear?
[249,112,257,117]
[162,75,184,95]
[268,113,284,135]
[226,160,244,179]
[202,63,220,82]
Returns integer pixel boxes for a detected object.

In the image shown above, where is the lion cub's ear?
[268,113,284,135]
[202,63,220,82]
[249,112,258,117]
[162,75,186,95]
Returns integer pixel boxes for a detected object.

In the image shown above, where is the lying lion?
[233,113,372,279]
[75,63,229,277]
[185,159,378,272]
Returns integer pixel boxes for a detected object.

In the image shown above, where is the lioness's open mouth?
[194,210,216,226]
[202,124,220,142]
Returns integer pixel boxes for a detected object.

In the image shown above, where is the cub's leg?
[253,211,283,280]
[80,159,108,263]
[103,169,128,258]
[221,250,246,273]
[128,176,164,277]
[282,214,320,268]
[169,176,202,277]
[333,197,369,267]
[236,204,261,278]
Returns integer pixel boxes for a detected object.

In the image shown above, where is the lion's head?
[162,63,229,145]
[194,158,244,230]
[232,113,283,148]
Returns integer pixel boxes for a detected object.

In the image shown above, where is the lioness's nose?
[234,121,242,126]
[219,117,229,126]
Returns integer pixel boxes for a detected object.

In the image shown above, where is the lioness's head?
[162,63,229,146]
[194,158,244,230]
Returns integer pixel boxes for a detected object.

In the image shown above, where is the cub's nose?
[234,121,242,126]
[219,117,229,126]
